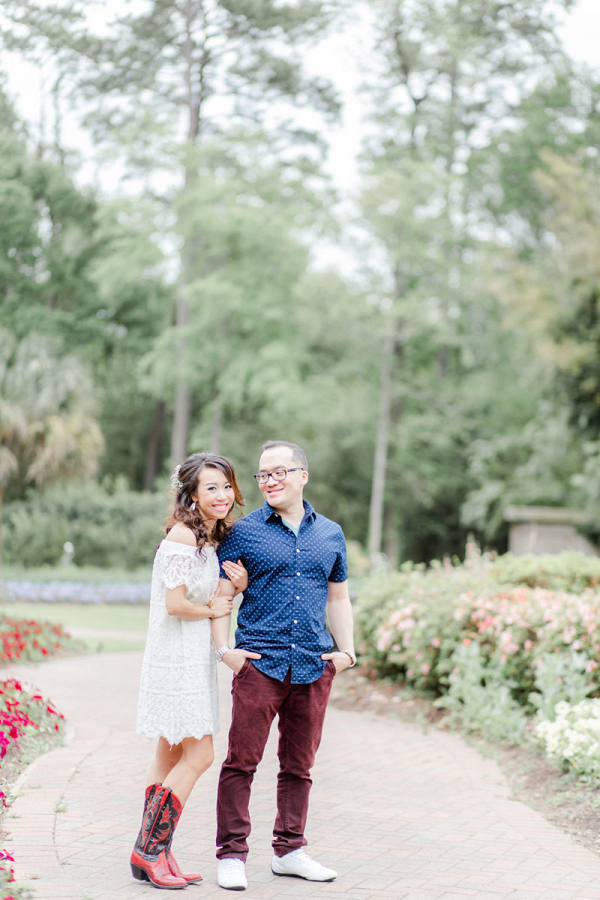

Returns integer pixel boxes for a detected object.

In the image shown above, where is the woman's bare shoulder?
[164,523,197,546]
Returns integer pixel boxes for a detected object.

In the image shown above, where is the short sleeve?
[163,552,195,591]
[328,529,348,583]
[216,527,243,579]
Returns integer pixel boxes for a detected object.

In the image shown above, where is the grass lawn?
[0,564,149,583]
[0,601,149,631]
[0,601,149,653]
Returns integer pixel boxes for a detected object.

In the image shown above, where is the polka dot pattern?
[217,500,348,684]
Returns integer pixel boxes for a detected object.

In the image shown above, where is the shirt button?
[296,595,300,600]
[296,572,300,575]
[292,643,296,648]
[294,619,298,624]
[296,549,300,553]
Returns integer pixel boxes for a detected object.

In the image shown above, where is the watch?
[341,649,357,667]
[216,645,231,662]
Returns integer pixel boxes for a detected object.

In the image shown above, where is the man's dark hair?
[261,440,308,471]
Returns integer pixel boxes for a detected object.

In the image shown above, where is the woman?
[131,452,247,890]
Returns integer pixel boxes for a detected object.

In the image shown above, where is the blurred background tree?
[1,0,599,568]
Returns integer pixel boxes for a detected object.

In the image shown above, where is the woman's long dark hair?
[165,452,244,553]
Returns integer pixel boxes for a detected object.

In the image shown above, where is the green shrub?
[490,551,600,593]
[2,482,167,569]
[355,549,600,709]
[435,642,528,745]
[529,651,596,721]
[355,553,501,693]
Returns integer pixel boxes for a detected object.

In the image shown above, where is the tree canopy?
[1,0,599,565]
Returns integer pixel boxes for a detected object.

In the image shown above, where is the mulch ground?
[329,666,600,856]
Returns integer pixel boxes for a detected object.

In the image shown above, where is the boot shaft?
[138,784,182,859]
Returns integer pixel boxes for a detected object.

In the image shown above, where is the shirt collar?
[262,499,316,524]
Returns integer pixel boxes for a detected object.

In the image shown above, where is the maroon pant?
[216,658,335,860]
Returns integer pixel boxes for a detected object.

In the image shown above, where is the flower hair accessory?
[170,464,183,492]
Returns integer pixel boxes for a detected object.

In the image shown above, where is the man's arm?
[321,579,356,672]
[210,577,261,675]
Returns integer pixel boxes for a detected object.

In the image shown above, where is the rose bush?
[356,548,600,711]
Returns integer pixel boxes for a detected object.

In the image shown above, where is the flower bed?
[535,699,600,783]
[1,580,149,604]
[0,615,85,664]
[357,549,600,697]
[0,847,32,900]
[0,678,64,759]
[0,679,64,900]
[355,549,600,750]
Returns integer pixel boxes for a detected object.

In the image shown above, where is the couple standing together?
[132,440,356,890]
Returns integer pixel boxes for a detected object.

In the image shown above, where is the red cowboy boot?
[135,783,202,884]
[130,784,186,889]
[168,852,203,885]
[133,784,156,850]
[164,788,202,885]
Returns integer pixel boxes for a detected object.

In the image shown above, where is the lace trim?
[163,553,196,590]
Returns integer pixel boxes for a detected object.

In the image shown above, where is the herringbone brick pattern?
[5,652,600,899]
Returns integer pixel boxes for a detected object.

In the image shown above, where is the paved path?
[5,651,600,900]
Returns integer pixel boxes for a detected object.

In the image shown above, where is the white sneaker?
[271,849,337,882]
[217,858,248,890]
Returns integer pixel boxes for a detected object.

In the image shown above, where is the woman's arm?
[210,578,261,674]
[165,584,232,620]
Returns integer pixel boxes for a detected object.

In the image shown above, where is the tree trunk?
[171,288,191,468]
[144,400,166,490]
[0,485,4,566]
[383,505,400,566]
[170,2,206,469]
[210,395,222,454]
[368,327,394,558]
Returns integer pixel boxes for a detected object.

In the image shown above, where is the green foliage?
[461,406,583,540]
[0,127,102,343]
[1,482,167,569]
[490,552,600,593]
[0,328,104,566]
[529,651,595,722]
[436,642,528,745]
[2,0,600,568]
[356,550,600,711]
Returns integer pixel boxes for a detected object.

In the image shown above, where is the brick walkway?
[5,651,600,900]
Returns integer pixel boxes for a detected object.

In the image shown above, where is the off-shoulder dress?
[136,540,220,746]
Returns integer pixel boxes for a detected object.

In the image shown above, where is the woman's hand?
[210,594,234,618]
[221,559,248,594]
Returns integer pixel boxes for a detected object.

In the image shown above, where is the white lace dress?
[136,540,220,745]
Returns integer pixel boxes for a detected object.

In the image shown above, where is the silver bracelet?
[216,645,231,662]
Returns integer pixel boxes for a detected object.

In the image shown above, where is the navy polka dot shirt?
[217,499,348,684]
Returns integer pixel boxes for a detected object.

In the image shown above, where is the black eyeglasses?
[254,467,303,485]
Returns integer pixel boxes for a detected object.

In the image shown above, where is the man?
[211,440,356,891]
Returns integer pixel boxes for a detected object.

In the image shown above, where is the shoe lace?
[225,858,245,872]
